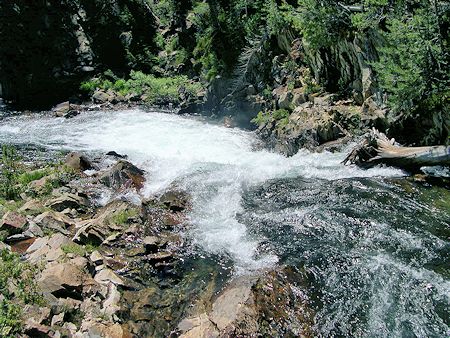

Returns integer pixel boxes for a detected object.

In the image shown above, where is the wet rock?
[126,246,147,257]
[52,101,70,115]
[148,251,173,262]
[0,211,27,234]
[65,152,94,172]
[99,160,145,190]
[106,151,127,159]
[158,190,189,212]
[53,101,80,118]
[46,193,90,213]
[179,268,314,337]
[143,236,161,253]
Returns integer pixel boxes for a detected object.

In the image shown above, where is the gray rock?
[52,101,70,116]
[65,152,94,172]
[46,193,89,213]
[0,211,27,234]
[278,91,293,110]
[94,268,124,286]
[92,90,114,103]
[90,250,104,265]
[99,160,145,190]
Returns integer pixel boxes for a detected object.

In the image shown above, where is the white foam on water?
[0,109,405,272]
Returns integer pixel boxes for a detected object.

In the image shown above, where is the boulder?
[92,89,114,103]
[27,175,55,195]
[52,101,80,118]
[65,152,94,172]
[19,199,44,215]
[34,211,75,235]
[52,101,70,116]
[94,268,124,286]
[26,233,70,263]
[90,250,104,265]
[179,268,314,337]
[0,211,27,234]
[158,190,189,212]
[278,91,293,110]
[46,193,90,213]
[99,160,145,190]
[73,224,107,246]
[102,283,121,318]
[38,258,94,300]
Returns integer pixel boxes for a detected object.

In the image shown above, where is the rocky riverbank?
[0,147,315,337]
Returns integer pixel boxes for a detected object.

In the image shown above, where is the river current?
[0,108,448,337]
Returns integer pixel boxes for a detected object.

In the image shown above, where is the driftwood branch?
[343,129,450,170]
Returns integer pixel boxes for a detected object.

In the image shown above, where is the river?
[0,108,448,337]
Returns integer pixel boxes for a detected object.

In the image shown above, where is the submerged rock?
[179,267,314,337]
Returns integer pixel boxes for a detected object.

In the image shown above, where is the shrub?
[110,209,138,225]
[0,145,22,200]
[0,250,43,337]
[17,168,50,186]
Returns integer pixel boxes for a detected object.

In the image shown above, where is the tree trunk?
[343,129,450,170]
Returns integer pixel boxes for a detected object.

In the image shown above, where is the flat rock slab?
[1,211,27,234]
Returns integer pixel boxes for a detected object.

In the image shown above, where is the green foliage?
[371,2,450,143]
[251,109,290,126]
[61,242,97,256]
[0,250,43,337]
[272,109,290,120]
[251,111,271,125]
[110,209,138,225]
[0,145,22,201]
[80,71,203,104]
[17,169,50,186]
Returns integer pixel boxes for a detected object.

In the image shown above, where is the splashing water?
[1,108,448,336]
[0,109,403,270]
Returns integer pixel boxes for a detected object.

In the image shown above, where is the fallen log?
[343,129,450,171]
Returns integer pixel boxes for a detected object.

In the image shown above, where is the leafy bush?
[0,250,43,337]
[80,71,203,105]
[251,111,271,126]
[110,209,138,225]
[61,242,97,256]
[17,169,50,186]
[0,145,22,200]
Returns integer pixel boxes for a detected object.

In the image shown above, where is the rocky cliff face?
[304,31,382,106]
[0,0,156,108]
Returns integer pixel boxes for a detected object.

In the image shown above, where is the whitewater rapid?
[0,109,404,272]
